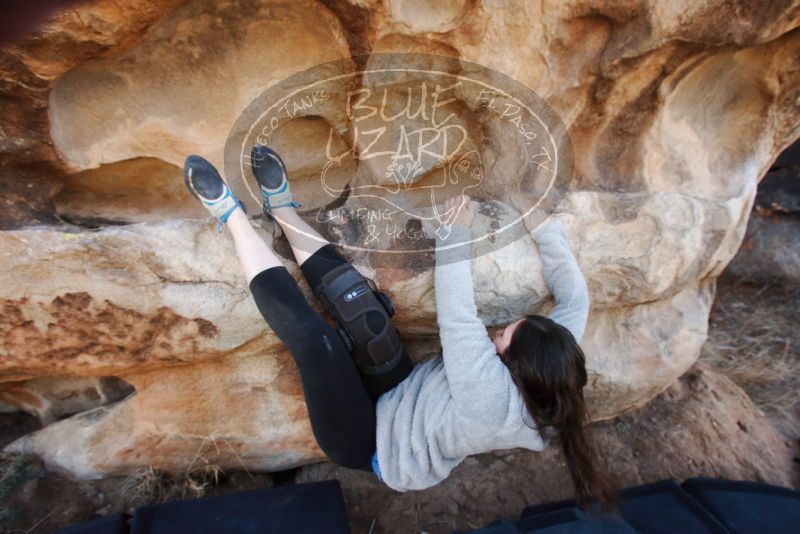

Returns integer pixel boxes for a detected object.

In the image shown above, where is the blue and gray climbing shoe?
[183,155,245,232]
[250,145,301,219]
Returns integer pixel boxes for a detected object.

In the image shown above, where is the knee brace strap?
[314,264,405,374]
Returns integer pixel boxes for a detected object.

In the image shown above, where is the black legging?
[248,244,411,470]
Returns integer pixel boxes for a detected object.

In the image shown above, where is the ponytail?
[557,392,615,507]
[501,314,616,508]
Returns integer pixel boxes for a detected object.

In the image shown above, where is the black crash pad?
[496,480,726,533]
[55,514,128,534]
[682,478,800,534]
[131,480,350,534]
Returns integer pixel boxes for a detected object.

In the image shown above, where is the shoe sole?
[251,146,288,190]
[183,156,226,203]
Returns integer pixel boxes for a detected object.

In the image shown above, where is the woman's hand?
[522,207,548,235]
[508,197,548,235]
[444,194,475,227]
[421,194,475,240]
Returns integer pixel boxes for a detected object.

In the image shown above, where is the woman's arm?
[433,199,515,424]
[529,219,590,342]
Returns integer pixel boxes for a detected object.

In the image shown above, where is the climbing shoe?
[183,155,245,232]
[250,145,301,218]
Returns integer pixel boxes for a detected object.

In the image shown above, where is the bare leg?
[226,207,283,283]
[271,206,329,266]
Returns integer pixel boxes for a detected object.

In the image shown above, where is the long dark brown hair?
[500,314,616,508]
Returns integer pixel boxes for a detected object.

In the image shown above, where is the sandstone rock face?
[7,350,323,478]
[0,0,186,229]
[1,0,798,478]
[0,376,133,424]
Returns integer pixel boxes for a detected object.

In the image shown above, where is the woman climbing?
[182,147,614,507]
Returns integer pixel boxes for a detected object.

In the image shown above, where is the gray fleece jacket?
[374,218,590,492]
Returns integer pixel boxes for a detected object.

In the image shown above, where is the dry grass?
[126,464,224,506]
[0,433,265,532]
[701,276,800,440]
[125,433,243,506]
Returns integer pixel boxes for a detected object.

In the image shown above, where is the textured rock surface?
[0,0,799,478]
[0,376,133,424]
[49,0,353,171]
[0,0,185,229]
[7,349,323,478]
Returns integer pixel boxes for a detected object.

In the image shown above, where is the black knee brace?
[313,264,410,379]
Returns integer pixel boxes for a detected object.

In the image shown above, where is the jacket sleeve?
[531,219,590,342]
[434,224,516,424]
